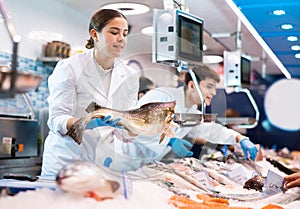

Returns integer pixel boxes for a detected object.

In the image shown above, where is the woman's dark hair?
[185,64,220,85]
[85,9,127,49]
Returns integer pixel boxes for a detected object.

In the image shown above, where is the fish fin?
[159,133,165,144]
[139,101,176,109]
[138,102,164,109]
[86,102,104,113]
[66,117,85,144]
[159,114,174,144]
[107,180,120,192]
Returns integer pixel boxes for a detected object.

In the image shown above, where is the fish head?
[149,101,176,120]
[159,101,176,112]
[56,161,121,198]
[163,101,176,115]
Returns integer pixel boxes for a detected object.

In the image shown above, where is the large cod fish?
[66,101,177,145]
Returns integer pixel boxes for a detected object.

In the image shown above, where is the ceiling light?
[295,53,300,59]
[203,55,223,64]
[101,3,150,15]
[281,24,293,30]
[287,36,298,42]
[291,45,300,51]
[141,26,153,36]
[272,10,286,16]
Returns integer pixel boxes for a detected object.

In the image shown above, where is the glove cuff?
[168,138,175,146]
[239,137,249,144]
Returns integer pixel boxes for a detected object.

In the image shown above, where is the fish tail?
[66,117,85,144]
[159,133,165,144]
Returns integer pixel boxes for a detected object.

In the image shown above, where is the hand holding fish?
[86,116,122,130]
[66,101,177,145]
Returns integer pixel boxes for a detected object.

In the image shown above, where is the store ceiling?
[55,0,300,78]
[232,0,300,78]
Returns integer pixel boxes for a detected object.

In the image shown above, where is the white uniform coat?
[113,86,239,168]
[41,49,139,176]
[138,87,239,144]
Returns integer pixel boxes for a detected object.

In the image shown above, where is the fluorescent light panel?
[287,36,298,42]
[291,45,300,51]
[281,24,293,30]
[101,3,150,15]
[272,10,286,16]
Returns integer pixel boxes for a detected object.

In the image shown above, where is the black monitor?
[177,11,203,63]
[241,55,251,86]
[153,9,204,65]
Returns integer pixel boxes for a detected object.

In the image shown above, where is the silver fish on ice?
[56,161,121,201]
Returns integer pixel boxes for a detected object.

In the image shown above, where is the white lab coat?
[138,87,239,144]
[41,49,139,176]
[113,86,239,167]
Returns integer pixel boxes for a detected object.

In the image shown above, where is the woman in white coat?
[41,9,139,176]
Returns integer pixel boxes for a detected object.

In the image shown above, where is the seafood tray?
[174,113,217,127]
[216,117,256,126]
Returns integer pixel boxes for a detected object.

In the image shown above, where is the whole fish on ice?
[67,101,177,144]
[56,161,121,201]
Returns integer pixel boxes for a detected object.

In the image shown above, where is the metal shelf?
[216,117,256,126]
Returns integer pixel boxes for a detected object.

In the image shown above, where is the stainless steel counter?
[0,157,42,178]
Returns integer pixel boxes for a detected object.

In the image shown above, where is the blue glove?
[86,116,122,130]
[240,137,258,160]
[168,138,193,158]
[220,145,228,157]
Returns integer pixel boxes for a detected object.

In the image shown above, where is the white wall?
[0,0,177,87]
[1,0,89,59]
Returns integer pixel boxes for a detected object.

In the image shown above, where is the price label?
[227,166,248,185]
[192,170,215,190]
[263,170,284,197]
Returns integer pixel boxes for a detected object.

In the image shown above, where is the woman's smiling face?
[95,17,128,58]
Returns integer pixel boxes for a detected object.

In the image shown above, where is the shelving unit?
[37,57,62,67]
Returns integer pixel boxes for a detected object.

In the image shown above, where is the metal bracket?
[234,86,259,129]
